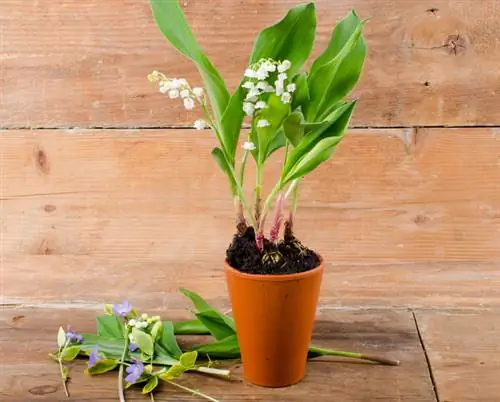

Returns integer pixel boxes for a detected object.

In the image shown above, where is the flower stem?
[195,366,231,378]
[118,336,129,402]
[150,392,155,402]
[239,149,249,188]
[167,380,220,402]
[308,346,400,366]
[58,340,70,397]
[201,102,255,228]
[58,358,69,397]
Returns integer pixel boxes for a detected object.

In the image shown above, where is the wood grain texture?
[3,256,500,309]
[2,128,500,264]
[415,310,500,401]
[0,308,435,401]
[1,0,500,128]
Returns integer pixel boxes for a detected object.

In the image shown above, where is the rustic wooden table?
[1,307,498,401]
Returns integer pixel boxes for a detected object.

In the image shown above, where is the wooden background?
[1,0,500,311]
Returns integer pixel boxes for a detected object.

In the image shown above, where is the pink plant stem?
[269,193,285,243]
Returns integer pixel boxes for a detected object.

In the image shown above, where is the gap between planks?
[412,310,440,402]
[1,124,500,130]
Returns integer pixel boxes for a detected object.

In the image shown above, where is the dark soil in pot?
[226,226,320,275]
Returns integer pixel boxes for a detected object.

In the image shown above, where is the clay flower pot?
[224,258,324,387]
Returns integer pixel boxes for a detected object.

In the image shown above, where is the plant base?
[226,227,320,275]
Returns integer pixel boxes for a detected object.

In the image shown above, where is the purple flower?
[129,343,138,352]
[88,345,102,368]
[112,300,133,317]
[66,326,84,344]
[125,359,144,383]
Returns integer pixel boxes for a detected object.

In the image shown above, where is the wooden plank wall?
[1,0,500,310]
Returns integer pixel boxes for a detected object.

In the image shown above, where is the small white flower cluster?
[148,71,207,129]
[243,141,256,151]
[126,313,160,329]
[241,58,296,128]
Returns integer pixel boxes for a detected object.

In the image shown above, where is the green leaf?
[250,3,316,76]
[282,101,355,181]
[84,359,119,375]
[57,327,66,348]
[291,72,309,112]
[149,0,229,124]
[307,11,365,120]
[220,87,246,163]
[61,346,81,361]
[193,335,241,359]
[283,102,356,183]
[142,376,159,394]
[179,288,235,340]
[210,147,237,195]
[159,322,183,359]
[173,319,210,335]
[96,315,124,339]
[283,110,305,147]
[132,328,154,356]
[179,288,212,312]
[255,93,290,163]
[150,321,163,341]
[265,128,287,159]
[159,364,186,381]
[196,310,236,341]
[179,351,198,369]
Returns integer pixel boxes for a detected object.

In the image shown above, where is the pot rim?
[224,256,324,282]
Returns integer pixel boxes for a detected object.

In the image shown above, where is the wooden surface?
[0,308,435,401]
[2,0,500,127]
[415,311,500,402]
[2,128,500,308]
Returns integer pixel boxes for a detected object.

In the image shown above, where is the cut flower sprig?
[148,1,368,261]
[50,289,399,399]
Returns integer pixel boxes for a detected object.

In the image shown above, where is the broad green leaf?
[159,364,186,381]
[291,72,309,112]
[96,315,124,339]
[283,110,305,147]
[196,310,236,340]
[150,0,229,123]
[193,335,241,359]
[282,101,355,179]
[179,288,212,312]
[307,13,365,120]
[210,147,237,195]
[84,359,118,375]
[255,93,290,164]
[159,322,183,359]
[284,136,341,182]
[265,128,286,159]
[142,376,159,394]
[179,351,198,369]
[283,103,356,183]
[61,346,81,361]
[250,3,316,76]
[80,333,178,366]
[57,327,66,348]
[132,328,154,356]
[220,87,246,163]
[173,319,210,335]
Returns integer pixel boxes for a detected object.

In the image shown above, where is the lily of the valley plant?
[148,1,367,257]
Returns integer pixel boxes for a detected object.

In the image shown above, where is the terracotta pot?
[224,259,324,387]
